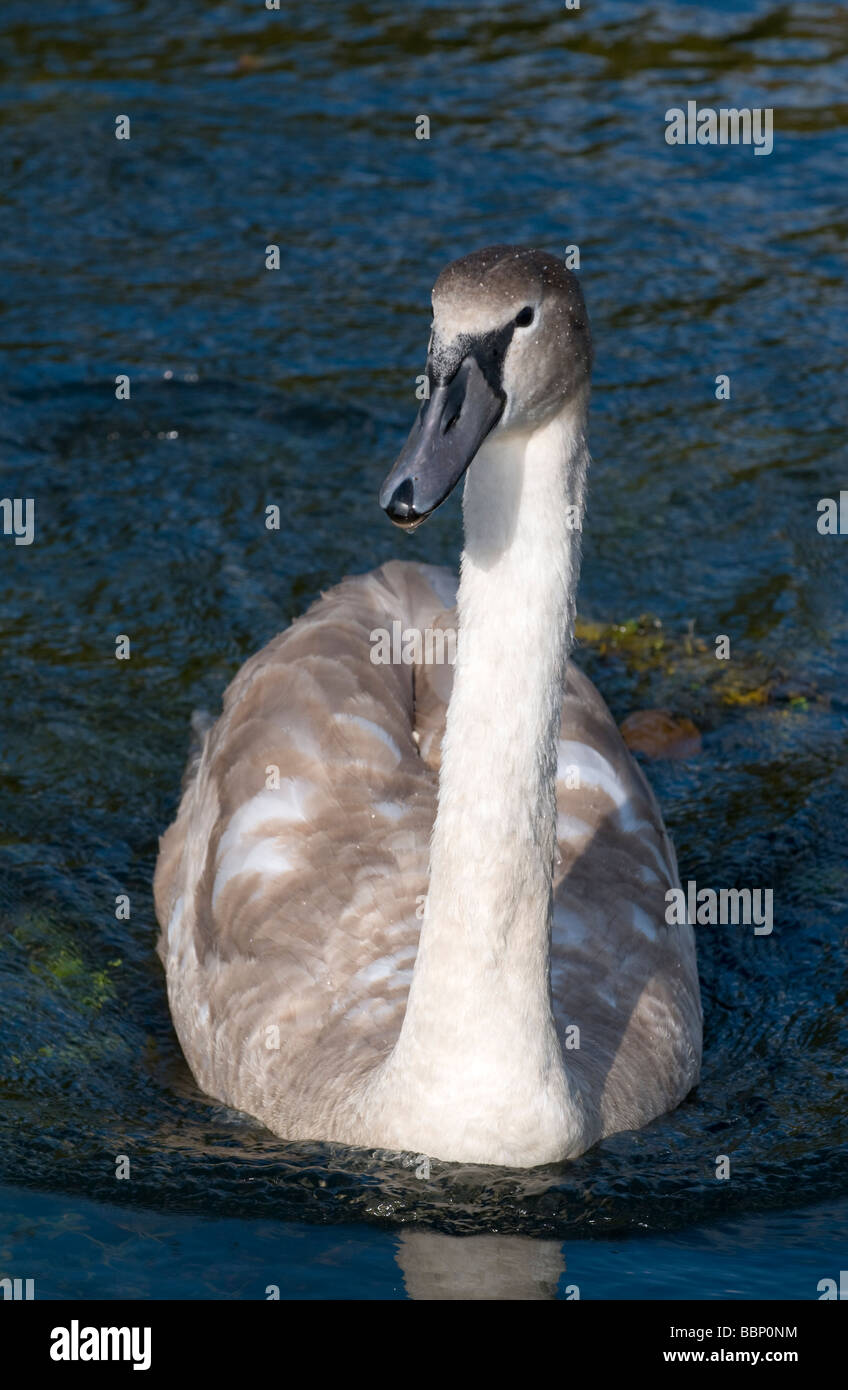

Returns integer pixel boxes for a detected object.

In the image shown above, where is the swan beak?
[380,355,504,529]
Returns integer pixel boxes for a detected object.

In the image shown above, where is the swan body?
[155,246,701,1166]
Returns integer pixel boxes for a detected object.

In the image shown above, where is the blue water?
[3,1185,847,1300]
[1,0,846,1298]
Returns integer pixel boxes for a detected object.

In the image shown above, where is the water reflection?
[396,1231,566,1301]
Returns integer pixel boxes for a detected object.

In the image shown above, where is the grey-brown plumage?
[155,245,701,1166]
[156,560,700,1155]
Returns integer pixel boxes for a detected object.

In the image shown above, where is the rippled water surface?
[1,0,847,1298]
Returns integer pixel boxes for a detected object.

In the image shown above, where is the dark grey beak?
[380,355,504,529]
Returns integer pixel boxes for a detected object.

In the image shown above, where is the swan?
[154,245,702,1167]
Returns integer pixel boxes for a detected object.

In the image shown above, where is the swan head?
[380,245,592,529]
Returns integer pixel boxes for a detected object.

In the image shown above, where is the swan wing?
[154,560,455,1135]
[155,563,699,1139]
[551,661,702,1131]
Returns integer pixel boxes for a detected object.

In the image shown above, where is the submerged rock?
[619,708,702,759]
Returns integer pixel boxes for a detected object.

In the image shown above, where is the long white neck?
[429,396,588,957]
[369,395,591,1164]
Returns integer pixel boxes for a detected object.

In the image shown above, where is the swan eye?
[514,306,534,328]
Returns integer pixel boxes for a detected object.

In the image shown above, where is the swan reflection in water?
[395,1230,570,1301]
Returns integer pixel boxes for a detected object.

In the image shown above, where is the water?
[1,0,846,1299]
